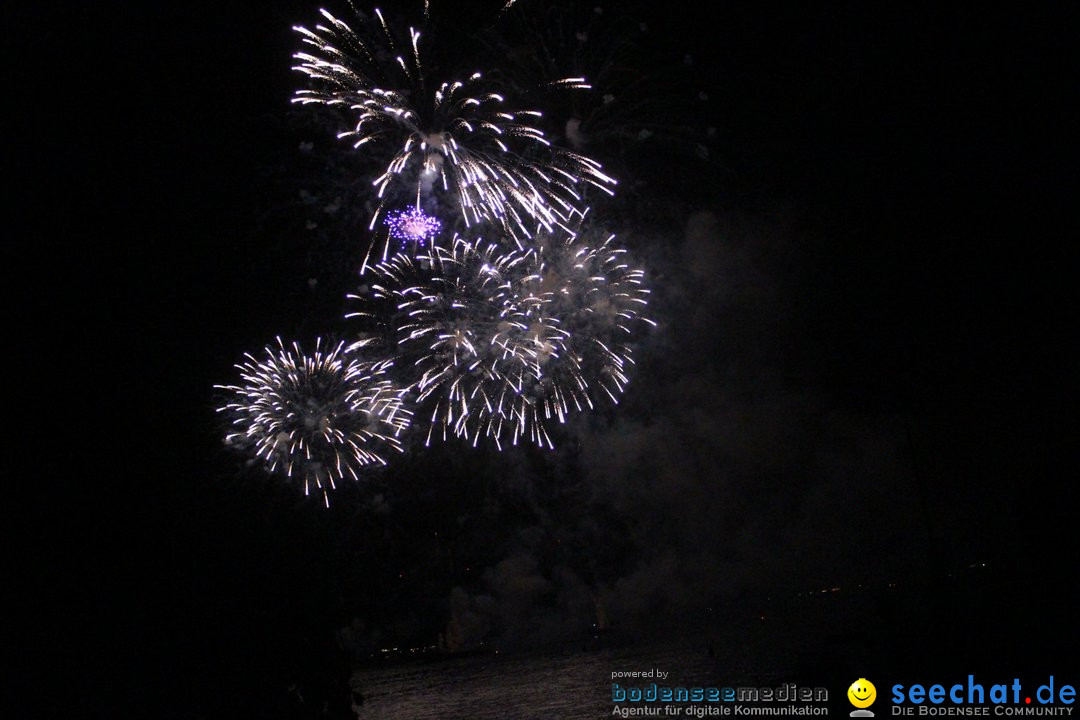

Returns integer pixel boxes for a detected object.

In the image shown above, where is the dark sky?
[20,0,1075,715]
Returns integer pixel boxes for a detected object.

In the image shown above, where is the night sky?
[21,1,1075,716]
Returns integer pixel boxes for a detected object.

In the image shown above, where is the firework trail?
[215,338,411,505]
[292,4,616,247]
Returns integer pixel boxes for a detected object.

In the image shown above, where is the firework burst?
[346,223,653,449]
[347,236,538,447]
[292,4,616,246]
[215,338,411,505]
[384,206,442,252]
[514,214,656,414]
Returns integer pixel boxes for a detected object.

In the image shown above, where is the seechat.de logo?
[891,676,1076,716]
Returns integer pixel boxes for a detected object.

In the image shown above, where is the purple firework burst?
[384,207,442,250]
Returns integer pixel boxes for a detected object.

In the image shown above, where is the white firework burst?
[215,338,411,505]
[513,214,656,415]
[346,221,653,450]
[347,235,538,446]
[292,4,616,247]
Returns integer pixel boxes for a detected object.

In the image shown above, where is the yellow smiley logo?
[848,678,877,709]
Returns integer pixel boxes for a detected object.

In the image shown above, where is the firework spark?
[292,5,616,246]
[215,338,411,505]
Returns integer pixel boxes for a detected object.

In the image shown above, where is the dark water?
[351,639,790,719]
